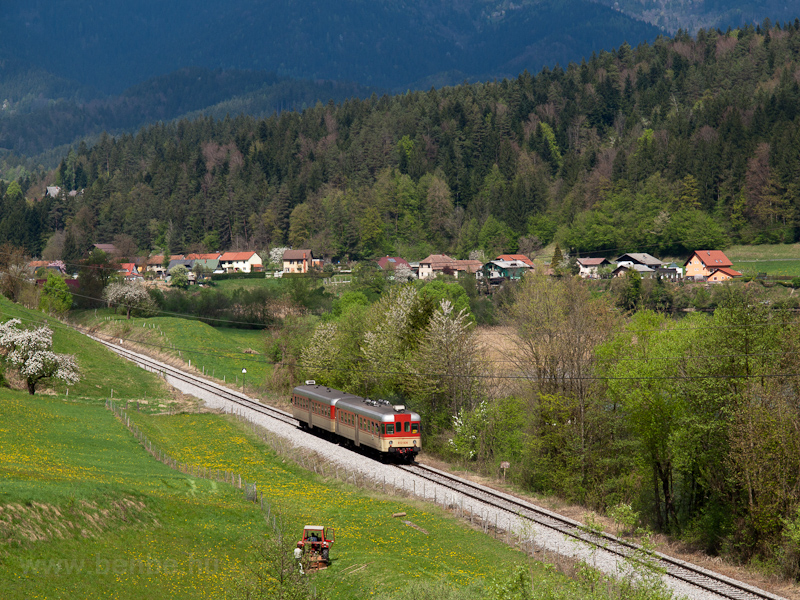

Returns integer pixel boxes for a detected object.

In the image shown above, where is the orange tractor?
[298,525,335,570]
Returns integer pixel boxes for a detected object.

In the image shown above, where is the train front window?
[386,424,394,435]
[411,422,419,434]
[404,422,410,433]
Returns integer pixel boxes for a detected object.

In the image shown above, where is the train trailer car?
[291,382,421,462]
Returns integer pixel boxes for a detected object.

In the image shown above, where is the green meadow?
[0,391,645,600]
[725,243,800,277]
[72,309,272,393]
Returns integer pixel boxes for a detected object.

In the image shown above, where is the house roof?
[485,259,531,270]
[577,257,611,267]
[283,249,313,261]
[709,267,742,278]
[615,253,662,267]
[496,254,534,267]
[168,259,194,270]
[614,264,655,274]
[420,254,457,267]
[193,258,220,269]
[455,259,483,273]
[377,256,411,270]
[686,250,732,268]
[94,243,118,254]
[186,253,221,260]
[220,251,259,262]
[46,186,61,198]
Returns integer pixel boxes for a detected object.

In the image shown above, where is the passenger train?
[291,381,421,462]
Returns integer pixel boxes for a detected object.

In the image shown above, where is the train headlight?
[413,440,417,446]
[389,441,393,445]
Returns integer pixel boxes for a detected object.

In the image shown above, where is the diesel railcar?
[291,382,421,462]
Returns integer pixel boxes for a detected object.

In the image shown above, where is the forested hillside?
[0,66,372,157]
[5,23,800,260]
[593,0,798,34]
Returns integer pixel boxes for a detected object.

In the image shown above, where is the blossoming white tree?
[0,319,80,394]
[103,281,153,319]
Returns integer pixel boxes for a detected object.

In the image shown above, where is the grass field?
[0,390,635,600]
[0,392,269,599]
[723,244,800,277]
[72,310,272,394]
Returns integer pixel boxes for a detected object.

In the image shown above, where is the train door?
[354,415,360,447]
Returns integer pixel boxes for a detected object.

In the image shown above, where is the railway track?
[399,463,784,600]
[91,332,785,600]
[88,333,298,427]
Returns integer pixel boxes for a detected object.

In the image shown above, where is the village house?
[615,252,663,269]
[576,257,613,279]
[119,262,143,281]
[418,255,482,279]
[94,243,118,256]
[496,254,534,268]
[612,263,656,278]
[481,259,532,284]
[376,256,411,271]
[28,260,67,277]
[282,249,321,274]
[706,267,742,283]
[684,250,738,280]
[146,255,186,278]
[220,251,263,273]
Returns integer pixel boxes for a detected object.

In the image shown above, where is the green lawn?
[131,411,531,598]
[0,392,268,600]
[0,391,615,600]
[72,310,272,393]
[731,260,800,277]
[725,243,800,261]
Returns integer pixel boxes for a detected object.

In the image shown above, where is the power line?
[8,309,795,384]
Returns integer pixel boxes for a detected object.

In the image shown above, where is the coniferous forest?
[4,23,800,263]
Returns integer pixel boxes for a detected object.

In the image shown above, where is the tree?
[0,243,32,302]
[75,249,118,309]
[39,272,73,314]
[408,299,484,421]
[0,319,80,394]
[599,311,695,532]
[103,281,154,319]
[504,269,620,499]
[234,533,314,600]
[169,265,189,289]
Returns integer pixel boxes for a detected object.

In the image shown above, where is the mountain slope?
[590,0,799,33]
[1,0,660,93]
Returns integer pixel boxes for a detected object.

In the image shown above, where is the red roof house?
[685,250,734,279]
[496,254,534,268]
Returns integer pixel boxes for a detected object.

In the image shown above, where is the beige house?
[282,249,321,273]
[419,254,482,279]
[684,250,735,279]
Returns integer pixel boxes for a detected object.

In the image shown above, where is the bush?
[210,271,267,281]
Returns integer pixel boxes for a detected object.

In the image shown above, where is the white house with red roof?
[684,250,739,280]
[119,262,143,280]
[219,251,262,273]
